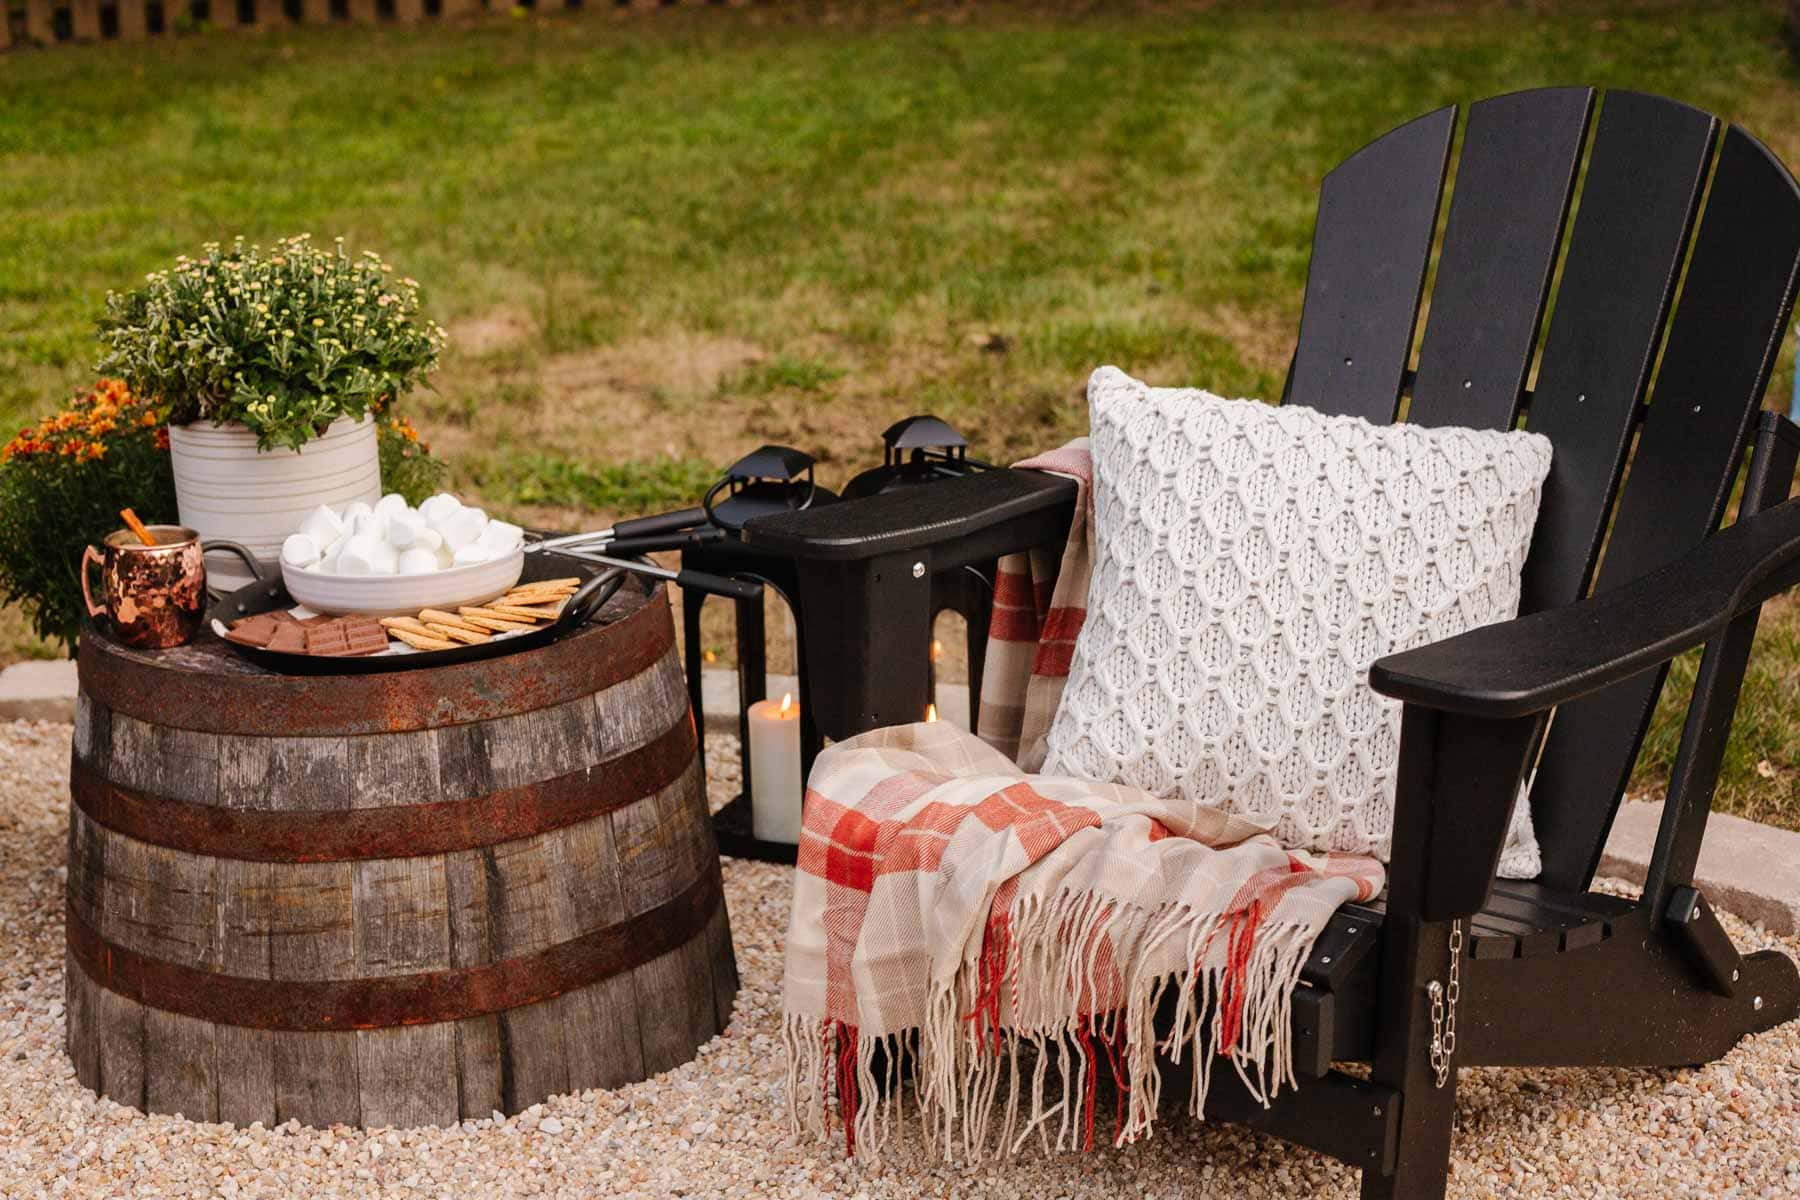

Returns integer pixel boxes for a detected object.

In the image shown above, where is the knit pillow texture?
[1043,366,1554,875]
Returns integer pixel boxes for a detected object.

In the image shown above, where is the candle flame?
[926,703,939,723]
[780,693,794,717]
[931,639,943,663]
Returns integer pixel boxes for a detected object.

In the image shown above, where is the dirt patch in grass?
[426,327,766,468]
[445,308,537,357]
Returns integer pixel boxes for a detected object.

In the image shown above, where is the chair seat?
[1287,882,1640,1076]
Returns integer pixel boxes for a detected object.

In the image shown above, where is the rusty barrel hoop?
[64,583,737,1129]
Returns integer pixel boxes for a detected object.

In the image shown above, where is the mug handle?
[201,540,265,581]
[80,545,106,618]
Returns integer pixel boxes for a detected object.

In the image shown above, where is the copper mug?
[81,527,261,649]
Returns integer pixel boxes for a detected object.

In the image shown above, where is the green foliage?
[377,415,449,506]
[0,382,178,652]
[96,236,447,452]
[471,452,717,517]
[1637,611,1800,829]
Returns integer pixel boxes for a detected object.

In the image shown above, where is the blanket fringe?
[785,887,1322,1162]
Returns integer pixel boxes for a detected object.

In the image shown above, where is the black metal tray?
[206,549,632,676]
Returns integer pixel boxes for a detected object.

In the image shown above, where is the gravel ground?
[2,719,1798,1198]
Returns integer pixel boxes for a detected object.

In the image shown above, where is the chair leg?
[1362,912,1458,1200]
[1361,1070,1455,1200]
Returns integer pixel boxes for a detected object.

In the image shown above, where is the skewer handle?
[562,550,762,602]
[608,506,708,543]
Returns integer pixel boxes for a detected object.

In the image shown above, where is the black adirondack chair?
[740,88,1800,1196]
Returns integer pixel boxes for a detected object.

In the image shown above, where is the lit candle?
[748,692,803,844]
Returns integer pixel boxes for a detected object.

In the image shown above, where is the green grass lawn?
[1,0,1797,828]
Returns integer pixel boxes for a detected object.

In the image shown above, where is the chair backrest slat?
[1516,92,1718,617]
[1407,87,1593,431]
[1532,126,1800,889]
[1286,106,1454,422]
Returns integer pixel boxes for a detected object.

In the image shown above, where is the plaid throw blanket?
[783,730,1384,1161]
[972,440,1094,770]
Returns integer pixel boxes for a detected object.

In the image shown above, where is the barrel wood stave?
[65,590,731,1127]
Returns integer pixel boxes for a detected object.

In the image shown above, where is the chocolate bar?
[228,611,387,657]
[305,615,389,657]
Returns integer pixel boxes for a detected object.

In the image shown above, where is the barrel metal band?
[69,716,696,862]
[66,863,723,1031]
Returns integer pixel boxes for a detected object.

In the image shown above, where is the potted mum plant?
[96,235,447,584]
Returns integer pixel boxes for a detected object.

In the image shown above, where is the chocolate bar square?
[265,623,308,654]
[225,614,282,648]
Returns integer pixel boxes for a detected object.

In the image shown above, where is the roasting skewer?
[558,548,763,602]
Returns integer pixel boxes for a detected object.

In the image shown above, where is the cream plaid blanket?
[782,721,1383,1161]
[971,439,1093,770]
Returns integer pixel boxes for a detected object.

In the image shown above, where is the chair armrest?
[741,467,1077,566]
[1370,493,1800,719]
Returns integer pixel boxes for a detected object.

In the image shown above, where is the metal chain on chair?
[1426,919,1464,1088]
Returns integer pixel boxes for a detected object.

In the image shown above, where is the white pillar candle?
[748,693,804,844]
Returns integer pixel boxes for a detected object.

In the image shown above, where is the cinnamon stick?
[119,508,158,546]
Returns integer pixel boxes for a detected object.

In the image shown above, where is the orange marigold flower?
[140,412,160,428]
[84,442,107,461]
[88,417,116,436]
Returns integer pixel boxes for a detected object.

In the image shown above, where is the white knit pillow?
[1043,367,1554,875]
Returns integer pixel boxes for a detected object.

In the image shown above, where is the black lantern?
[680,421,995,864]
[679,446,835,862]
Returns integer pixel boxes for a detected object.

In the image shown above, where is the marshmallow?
[419,493,461,525]
[337,535,396,577]
[452,544,493,568]
[476,520,524,554]
[352,509,388,542]
[287,491,510,580]
[440,506,489,552]
[281,533,320,569]
[387,509,427,549]
[298,504,345,548]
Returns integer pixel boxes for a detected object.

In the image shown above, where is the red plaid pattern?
[974,440,1093,770]
[783,721,1383,1160]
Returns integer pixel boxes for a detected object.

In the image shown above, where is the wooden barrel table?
[64,582,735,1128]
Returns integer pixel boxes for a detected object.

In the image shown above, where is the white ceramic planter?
[168,415,381,590]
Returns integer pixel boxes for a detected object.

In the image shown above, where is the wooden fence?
[0,0,738,48]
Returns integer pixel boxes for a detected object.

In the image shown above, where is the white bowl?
[280,549,526,617]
